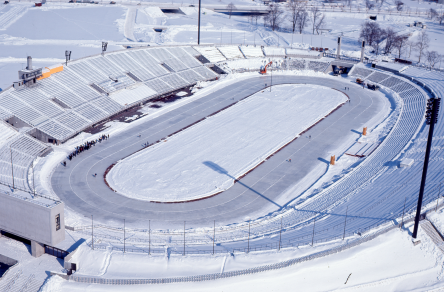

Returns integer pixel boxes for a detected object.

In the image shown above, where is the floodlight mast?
[102,42,108,56]
[197,0,201,44]
[412,97,441,238]
[65,50,71,66]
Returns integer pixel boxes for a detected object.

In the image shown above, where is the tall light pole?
[102,42,108,56]
[413,97,441,238]
[65,50,71,66]
[197,0,201,44]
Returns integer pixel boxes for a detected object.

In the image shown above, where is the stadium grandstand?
[0,42,443,258]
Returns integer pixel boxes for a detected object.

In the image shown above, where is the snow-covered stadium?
[0,1,444,291]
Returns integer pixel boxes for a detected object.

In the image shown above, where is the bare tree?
[438,13,444,25]
[227,2,236,19]
[296,7,309,34]
[253,14,260,25]
[315,14,326,35]
[428,8,438,19]
[406,40,415,58]
[287,0,301,33]
[425,51,442,70]
[415,30,430,63]
[360,21,382,47]
[370,28,384,55]
[394,0,403,11]
[383,27,397,54]
[266,4,284,31]
[365,0,375,10]
[393,34,409,58]
[310,6,324,35]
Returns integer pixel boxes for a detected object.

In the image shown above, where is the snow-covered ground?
[38,208,444,291]
[106,84,347,202]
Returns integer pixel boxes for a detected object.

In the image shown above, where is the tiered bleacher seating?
[217,46,244,60]
[263,47,285,57]
[97,75,135,93]
[193,46,226,63]
[178,69,206,84]
[144,79,174,95]
[240,46,264,58]
[193,66,218,79]
[126,50,170,77]
[351,67,373,79]
[308,61,330,72]
[106,52,156,81]
[52,69,101,101]
[68,61,109,83]
[147,48,188,72]
[366,71,389,83]
[38,78,86,108]
[75,103,109,122]
[166,47,202,68]
[161,74,189,89]
[0,123,48,191]
[288,59,306,70]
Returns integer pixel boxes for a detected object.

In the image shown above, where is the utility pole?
[197,0,201,44]
[413,97,441,238]
[10,146,14,189]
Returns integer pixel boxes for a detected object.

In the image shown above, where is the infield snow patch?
[107,84,347,202]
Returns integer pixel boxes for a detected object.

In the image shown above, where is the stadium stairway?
[420,220,444,253]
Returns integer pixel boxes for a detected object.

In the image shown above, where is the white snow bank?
[43,220,444,292]
[240,45,264,58]
[107,84,347,202]
[143,7,165,18]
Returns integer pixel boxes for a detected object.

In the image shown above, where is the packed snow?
[107,84,347,202]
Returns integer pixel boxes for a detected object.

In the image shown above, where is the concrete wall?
[0,254,18,266]
[0,192,65,246]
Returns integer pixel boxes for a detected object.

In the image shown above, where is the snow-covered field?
[107,84,347,202]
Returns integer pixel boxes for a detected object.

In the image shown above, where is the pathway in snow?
[124,7,137,42]
[106,84,347,202]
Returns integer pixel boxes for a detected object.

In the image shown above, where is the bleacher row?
[194,45,321,63]
[0,46,219,143]
[0,121,48,191]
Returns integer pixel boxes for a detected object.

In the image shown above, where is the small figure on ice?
[137,134,141,138]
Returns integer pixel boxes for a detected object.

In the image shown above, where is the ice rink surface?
[107,84,347,202]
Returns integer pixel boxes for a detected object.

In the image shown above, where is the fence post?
[10,146,14,189]
[279,217,282,251]
[123,219,125,254]
[149,220,151,255]
[400,197,406,229]
[213,220,215,255]
[311,216,316,246]
[183,221,186,256]
[343,206,348,240]
[247,220,251,253]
